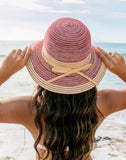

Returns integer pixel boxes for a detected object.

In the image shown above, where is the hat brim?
[26,40,106,94]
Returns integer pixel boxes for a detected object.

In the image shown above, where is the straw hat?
[26,17,106,94]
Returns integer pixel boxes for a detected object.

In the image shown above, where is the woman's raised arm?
[96,47,126,117]
[0,47,33,126]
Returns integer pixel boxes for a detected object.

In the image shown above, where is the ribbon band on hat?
[42,47,98,86]
[45,64,98,86]
[42,47,91,69]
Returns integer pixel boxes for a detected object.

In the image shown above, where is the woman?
[0,18,126,160]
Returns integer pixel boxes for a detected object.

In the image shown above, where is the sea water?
[0,40,126,160]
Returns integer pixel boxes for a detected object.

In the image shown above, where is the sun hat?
[26,17,106,94]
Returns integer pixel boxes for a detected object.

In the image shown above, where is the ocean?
[0,40,126,160]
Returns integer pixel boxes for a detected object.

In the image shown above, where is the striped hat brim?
[26,40,106,94]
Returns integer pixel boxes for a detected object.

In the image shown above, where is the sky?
[0,0,126,43]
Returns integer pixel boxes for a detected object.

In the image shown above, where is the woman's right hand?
[96,47,126,82]
[0,47,31,85]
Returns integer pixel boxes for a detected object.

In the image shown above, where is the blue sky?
[0,0,126,42]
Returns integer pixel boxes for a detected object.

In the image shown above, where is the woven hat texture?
[26,17,106,94]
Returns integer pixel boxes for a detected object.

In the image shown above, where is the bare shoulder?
[0,96,36,127]
[97,89,126,118]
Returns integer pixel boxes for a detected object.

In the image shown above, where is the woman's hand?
[96,47,126,82]
[0,47,31,85]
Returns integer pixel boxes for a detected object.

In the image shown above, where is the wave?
[0,55,5,57]
[122,53,126,56]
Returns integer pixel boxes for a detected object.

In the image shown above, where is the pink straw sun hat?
[26,17,106,94]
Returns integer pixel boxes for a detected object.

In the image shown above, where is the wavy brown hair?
[33,85,103,160]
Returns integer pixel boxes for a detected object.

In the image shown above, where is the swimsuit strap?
[37,144,46,150]
[37,144,69,151]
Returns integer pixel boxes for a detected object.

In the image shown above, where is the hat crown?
[43,18,91,63]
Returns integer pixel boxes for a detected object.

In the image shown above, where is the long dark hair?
[33,85,103,160]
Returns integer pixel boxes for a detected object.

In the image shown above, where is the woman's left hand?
[0,47,31,85]
[96,47,126,82]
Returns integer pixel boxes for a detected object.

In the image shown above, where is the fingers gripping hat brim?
[26,40,106,94]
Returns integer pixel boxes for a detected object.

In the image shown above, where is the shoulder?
[97,89,126,118]
[0,96,36,126]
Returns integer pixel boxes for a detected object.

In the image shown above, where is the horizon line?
[0,39,126,44]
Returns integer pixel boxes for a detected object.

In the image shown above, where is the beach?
[0,41,126,160]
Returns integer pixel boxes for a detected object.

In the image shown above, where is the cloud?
[80,10,89,14]
[0,0,72,14]
[112,11,126,18]
[0,0,51,12]
[120,0,126,1]
[54,0,85,4]
[52,10,72,14]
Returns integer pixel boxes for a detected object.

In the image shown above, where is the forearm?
[116,69,126,83]
[0,67,11,85]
